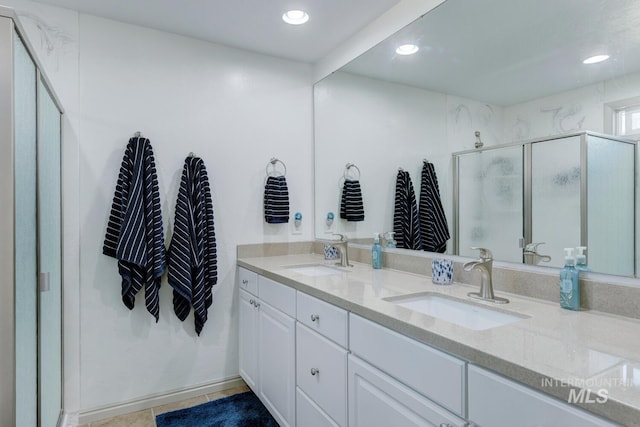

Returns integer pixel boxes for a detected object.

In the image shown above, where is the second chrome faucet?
[463,247,509,304]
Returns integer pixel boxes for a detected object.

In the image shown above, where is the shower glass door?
[14,28,38,427]
[530,136,582,268]
[456,146,524,262]
[38,77,62,426]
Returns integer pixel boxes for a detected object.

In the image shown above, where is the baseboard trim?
[76,376,245,425]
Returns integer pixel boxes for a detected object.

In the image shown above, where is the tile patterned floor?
[79,384,251,427]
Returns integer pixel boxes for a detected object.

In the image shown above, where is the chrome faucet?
[523,242,551,265]
[331,234,352,268]
[463,247,509,304]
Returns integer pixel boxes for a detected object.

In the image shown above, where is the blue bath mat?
[155,391,279,427]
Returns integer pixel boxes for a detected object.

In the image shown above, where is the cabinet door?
[239,289,259,390]
[349,355,467,427]
[259,300,296,427]
[297,387,341,427]
[468,365,620,427]
[296,323,347,426]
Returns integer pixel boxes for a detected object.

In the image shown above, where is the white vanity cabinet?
[349,314,467,426]
[238,268,296,427]
[296,292,349,427]
[468,365,621,427]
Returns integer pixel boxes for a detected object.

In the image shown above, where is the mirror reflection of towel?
[394,171,422,250]
[420,162,450,253]
[340,179,365,221]
[264,176,290,224]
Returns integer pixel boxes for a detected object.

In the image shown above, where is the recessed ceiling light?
[583,54,609,64]
[283,10,309,25]
[396,44,419,55]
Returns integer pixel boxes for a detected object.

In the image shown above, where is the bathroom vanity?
[237,250,638,426]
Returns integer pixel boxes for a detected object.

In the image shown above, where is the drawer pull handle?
[310,314,320,322]
[310,368,319,376]
[249,299,255,305]
[242,279,248,285]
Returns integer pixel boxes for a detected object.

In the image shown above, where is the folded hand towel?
[340,179,365,221]
[264,176,290,224]
[168,156,217,335]
[103,137,166,321]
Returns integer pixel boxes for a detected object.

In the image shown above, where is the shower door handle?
[39,272,50,292]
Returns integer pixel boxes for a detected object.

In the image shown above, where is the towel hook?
[188,152,195,158]
[266,157,287,177]
[343,163,361,180]
[475,130,484,149]
[134,131,143,138]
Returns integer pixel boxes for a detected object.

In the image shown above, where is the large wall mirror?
[314,0,640,277]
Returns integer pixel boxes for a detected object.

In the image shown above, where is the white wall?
[78,15,313,410]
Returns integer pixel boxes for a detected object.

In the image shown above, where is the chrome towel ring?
[343,163,361,180]
[266,157,287,177]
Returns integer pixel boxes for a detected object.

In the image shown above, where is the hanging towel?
[168,156,217,336]
[103,137,166,321]
[340,180,365,221]
[393,170,422,250]
[420,161,450,253]
[264,176,290,223]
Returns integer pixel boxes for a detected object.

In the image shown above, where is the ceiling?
[342,0,640,106]
[33,0,401,63]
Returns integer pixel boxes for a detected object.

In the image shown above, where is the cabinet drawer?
[297,323,348,427]
[349,355,467,427]
[349,314,465,417]
[238,267,258,295]
[297,387,340,427]
[297,291,348,347]
[258,275,296,317]
[468,365,621,427]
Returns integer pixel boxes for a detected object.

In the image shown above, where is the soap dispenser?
[560,248,580,311]
[575,246,590,273]
[372,233,382,269]
[384,231,396,248]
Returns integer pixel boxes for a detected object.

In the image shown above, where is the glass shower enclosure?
[453,131,636,277]
[0,7,63,427]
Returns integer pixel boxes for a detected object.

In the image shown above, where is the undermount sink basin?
[384,292,528,331]
[283,263,347,277]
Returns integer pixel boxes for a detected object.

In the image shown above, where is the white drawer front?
[258,275,296,317]
[297,323,348,427]
[349,355,468,427]
[238,267,258,295]
[349,314,465,417]
[297,291,348,347]
[297,387,341,427]
[468,365,621,427]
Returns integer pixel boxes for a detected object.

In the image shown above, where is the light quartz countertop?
[238,253,640,426]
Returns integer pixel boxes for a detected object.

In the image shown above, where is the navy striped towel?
[393,170,422,250]
[103,137,166,322]
[340,180,365,221]
[264,176,290,224]
[168,156,217,336]
[420,161,450,253]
